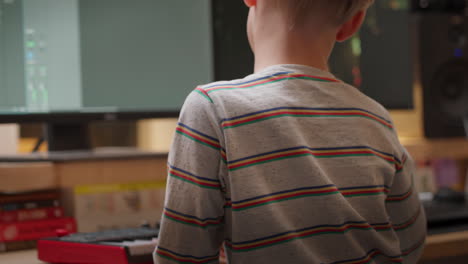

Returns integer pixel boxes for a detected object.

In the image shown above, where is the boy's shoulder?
[195,64,340,102]
[196,69,281,96]
[190,64,395,131]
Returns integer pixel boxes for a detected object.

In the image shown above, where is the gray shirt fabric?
[154,64,426,264]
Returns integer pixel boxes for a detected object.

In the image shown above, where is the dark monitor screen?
[213,0,415,110]
[329,0,414,109]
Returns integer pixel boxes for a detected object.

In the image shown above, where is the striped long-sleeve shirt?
[154,64,426,264]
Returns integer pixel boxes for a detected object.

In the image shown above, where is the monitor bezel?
[0,110,179,124]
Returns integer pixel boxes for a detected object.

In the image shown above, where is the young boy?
[154,0,426,263]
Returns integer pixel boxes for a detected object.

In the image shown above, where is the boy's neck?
[252,26,336,73]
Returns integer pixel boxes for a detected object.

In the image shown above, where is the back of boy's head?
[272,0,374,27]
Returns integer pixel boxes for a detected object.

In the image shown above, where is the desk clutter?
[0,189,76,252]
[424,189,468,235]
[63,181,165,232]
[0,153,168,256]
[416,157,468,234]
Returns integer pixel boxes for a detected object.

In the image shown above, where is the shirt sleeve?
[386,147,427,263]
[154,88,226,264]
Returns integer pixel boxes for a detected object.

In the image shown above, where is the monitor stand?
[0,122,166,162]
[465,117,468,138]
[45,122,91,152]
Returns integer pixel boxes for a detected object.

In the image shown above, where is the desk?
[421,230,468,261]
[1,250,43,264]
[3,231,468,264]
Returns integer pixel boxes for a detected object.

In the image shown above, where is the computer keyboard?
[59,227,159,243]
[423,200,468,235]
[38,227,160,264]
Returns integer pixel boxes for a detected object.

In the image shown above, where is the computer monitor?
[0,0,416,150]
[211,0,416,110]
[329,0,414,109]
[0,0,213,150]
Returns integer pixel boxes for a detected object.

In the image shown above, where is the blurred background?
[1,0,468,263]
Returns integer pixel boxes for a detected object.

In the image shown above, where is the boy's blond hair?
[274,0,374,26]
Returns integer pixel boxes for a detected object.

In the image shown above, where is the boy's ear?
[336,10,366,42]
[244,0,257,7]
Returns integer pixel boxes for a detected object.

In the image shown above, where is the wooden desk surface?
[3,231,468,264]
[422,230,468,261]
[1,250,43,264]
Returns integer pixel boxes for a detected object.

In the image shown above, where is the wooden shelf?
[422,230,468,261]
[401,137,468,160]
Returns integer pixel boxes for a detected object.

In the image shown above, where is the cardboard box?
[0,163,57,192]
[56,157,167,187]
[56,156,168,232]
[1,154,168,232]
[62,181,166,232]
